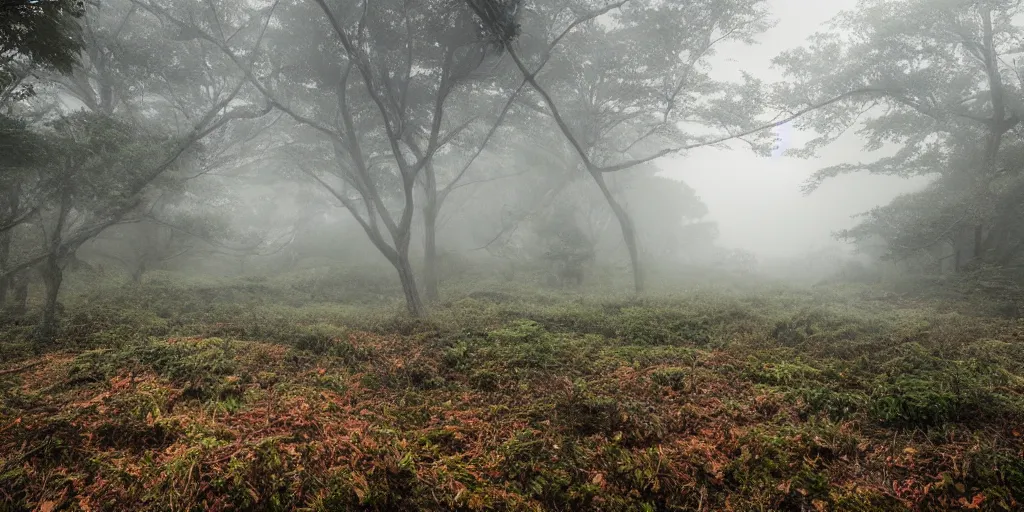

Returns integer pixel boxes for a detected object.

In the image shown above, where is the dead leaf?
[961,493,985,510]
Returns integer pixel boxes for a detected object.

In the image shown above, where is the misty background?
[6,0,1024,509]
[5,0,1023,325]
[675,0,930,259]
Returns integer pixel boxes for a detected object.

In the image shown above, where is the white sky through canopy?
[658,0,932,258]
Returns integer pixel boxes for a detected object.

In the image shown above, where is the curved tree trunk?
[589,171,644,293]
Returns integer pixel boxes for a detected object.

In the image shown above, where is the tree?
[416,85,518,301]
[29,111,174,336]
[774,0,1024,269]
[1,0,84,105]
[0,114,48,304]
[1,0,84,307]
[479,0,777,292]
[416,67,570,300]
[432,117,582,282]
[517,165,715,281]
[137,0,536,316]
[86,193,236,283]
[1,0,271,339]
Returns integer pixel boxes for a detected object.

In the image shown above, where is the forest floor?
[1,271,1023,511]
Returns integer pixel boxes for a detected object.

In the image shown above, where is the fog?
[5,0,1018,324]
[7,0,1024,508]
[665,0,931,258]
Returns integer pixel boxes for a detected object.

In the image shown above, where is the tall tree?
[1,0,84,306]
[29,112,174,336]
[139,0,533,315]
[0,114,47,305]
[479,0,777,292]
[2,0,271,338]
[774,0,1024,268]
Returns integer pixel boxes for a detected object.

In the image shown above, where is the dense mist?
[3,0,1024,510]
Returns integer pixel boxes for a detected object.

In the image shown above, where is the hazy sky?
[659,0,931,258]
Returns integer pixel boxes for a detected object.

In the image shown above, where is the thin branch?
[598,87,897,173]
[440,81,526,200]
[448,168,529,193]
[0,206,40,234]
[438,0,613,199]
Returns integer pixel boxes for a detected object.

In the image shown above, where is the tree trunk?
[982,215,1012,263]
[339,197,426,316]
[0,231,10,305]
[423,206,439,302]
[131,261,145,284]
[12,274,28,316]
[422,161,440,302]
[985,219,1024,266]
[36,255,63,341]
[393,252,425,317]
[0,181,20,305]
[590,171,644,293]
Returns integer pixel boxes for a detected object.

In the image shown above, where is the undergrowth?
[1,275,1022,510]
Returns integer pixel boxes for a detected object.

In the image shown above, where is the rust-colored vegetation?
[1,279,1023,511]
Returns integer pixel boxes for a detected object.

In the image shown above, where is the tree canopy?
[775,0,1024,270]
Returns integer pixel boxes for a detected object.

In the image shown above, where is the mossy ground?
[1,272,1023,511]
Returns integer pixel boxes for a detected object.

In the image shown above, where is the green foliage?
[769,307,885,348]
[615,307,712,346]
[0,0,84,101]
[497,428,579,506]
[868,343,1024,428]
[46,112,173,209]
[649,367,689,392]
[775,0,1024,270]
[486,318,547,344]
[794,386,868,421]
[746,359,823,386]
[2,275,1024,510]
[65,337,238,400]
[0,114,48,170]
[556,379,664,447]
